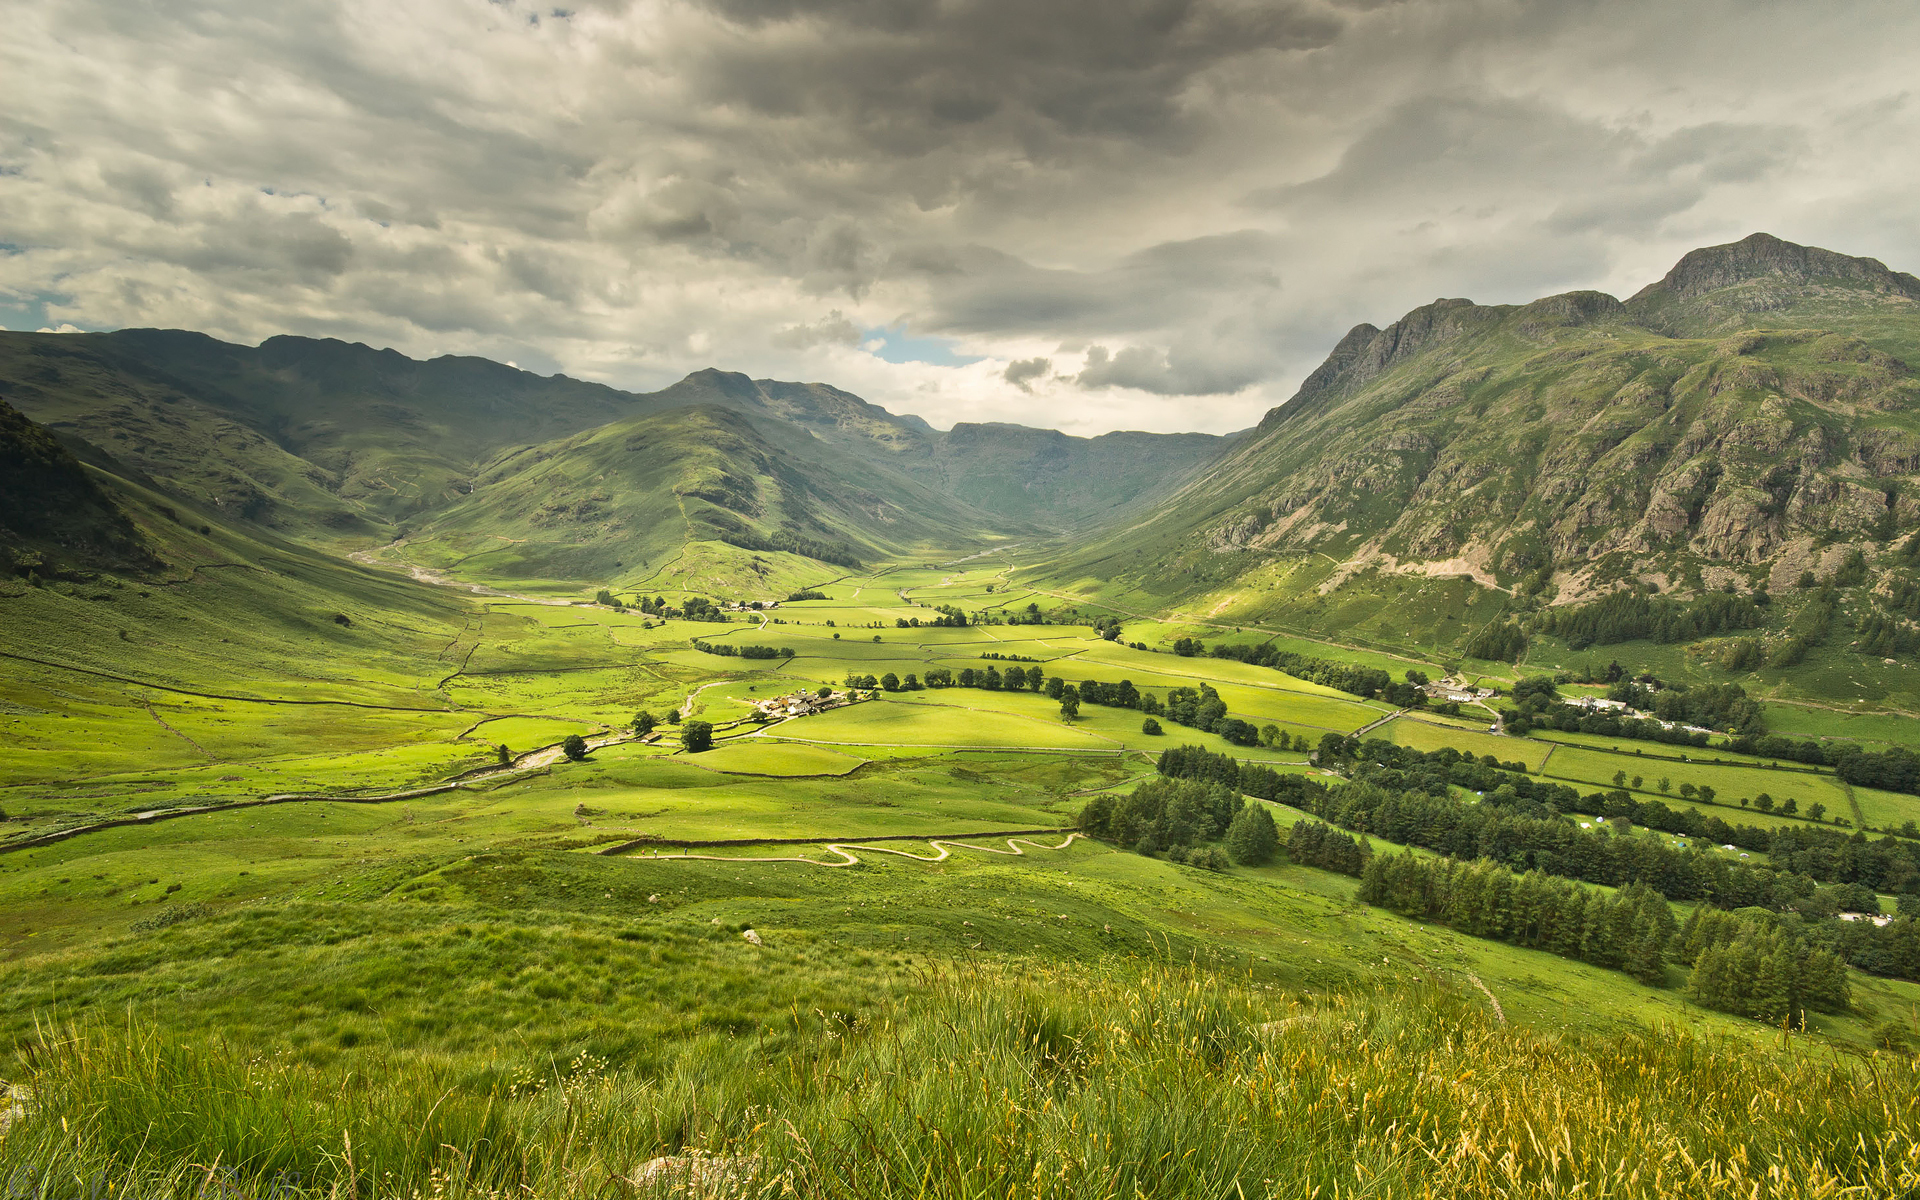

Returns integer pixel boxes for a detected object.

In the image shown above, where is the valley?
[6,233,1920,1196]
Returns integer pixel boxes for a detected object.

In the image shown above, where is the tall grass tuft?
[5,969,1919,1198]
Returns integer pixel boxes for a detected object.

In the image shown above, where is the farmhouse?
[754,689,841,719]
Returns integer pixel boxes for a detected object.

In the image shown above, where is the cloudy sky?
[4,0,1918,434]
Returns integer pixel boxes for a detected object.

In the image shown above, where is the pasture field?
[9,538,1920,1200]
[688,741,866,777]
[463,714,606,751]
[1540,743,1856,816]
[770,695,1121,750]
[1759,701,1920,750]
[1852,784,1920,832]
[1382,717,1548,768]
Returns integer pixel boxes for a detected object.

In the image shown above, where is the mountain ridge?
[1041,232,1920,674]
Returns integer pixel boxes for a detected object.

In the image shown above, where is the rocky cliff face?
[1059,234,1920,602]
[1634,233,1920,305]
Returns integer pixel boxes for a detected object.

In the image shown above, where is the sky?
[3,0,1918,436]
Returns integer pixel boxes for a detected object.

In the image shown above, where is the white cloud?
[2,0,1918,434]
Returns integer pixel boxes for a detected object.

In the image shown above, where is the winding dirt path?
[617,831,1084,868]
[1466,972,1506,1024]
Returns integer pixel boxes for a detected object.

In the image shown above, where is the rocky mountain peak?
[1631,232,1920,304]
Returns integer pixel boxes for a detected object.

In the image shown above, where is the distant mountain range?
[6,233,1919,680]
[0,329,1230,584]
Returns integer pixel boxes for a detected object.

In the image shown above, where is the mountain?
[0,330,655,543]
[0,331,1229,583]
[1041,233,1920,661]
[409,403,1002,584]
[601,368,1232,528]
[0,396,157,578]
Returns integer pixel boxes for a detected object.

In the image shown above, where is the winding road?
[620,831,1084,868]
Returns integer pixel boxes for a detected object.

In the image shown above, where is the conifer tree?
[1225,803,1280,866]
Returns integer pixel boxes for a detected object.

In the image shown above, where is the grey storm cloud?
[3,0,1919,433]
[1003,357,1051,392]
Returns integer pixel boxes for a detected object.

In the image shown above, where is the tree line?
[1535,589,1768,651]
[875,668,1282,745]
[1078,776,1281,870]
[1156,742,1920,986]
[1500,675,1764,740]
[1676,908,1852,1025]
[693,641,792,659]
[718,528,863,568]
[1361,852,1677,986]
[1170,638,1414,703]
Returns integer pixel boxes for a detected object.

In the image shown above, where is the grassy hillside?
[69,329,657,526]
[11,236,1920,1198]
[384,404,1005,590]
[592,369,1234,529]
[1029,234,1920,717]
[7,523,1920,1195]
[0,398,157,580]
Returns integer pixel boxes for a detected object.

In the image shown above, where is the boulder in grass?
[741,928,763,946]
[633,1150,762,1196]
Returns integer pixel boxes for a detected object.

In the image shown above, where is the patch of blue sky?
[860,324,982,367]
[0,292,65,332]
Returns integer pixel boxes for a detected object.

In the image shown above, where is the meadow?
[7,538,1920,1197]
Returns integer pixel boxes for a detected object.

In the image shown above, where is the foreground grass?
[5,964,1917,1199]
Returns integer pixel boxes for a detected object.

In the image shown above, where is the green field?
[690,740,867,777]
[1540,742,1856,815]
[1382,717,1547,768]
[7,531,1920,1199]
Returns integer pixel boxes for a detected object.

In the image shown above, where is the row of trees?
[1078,777,1281,867]
[692,642,792,659]
[1359,853,1677,985]
[1287,821,1368,875]
[717,528,863,567]
[1500,675,1764,740]
[1675,908,1851,1025]
[1536,589,1767,651]
[1161,742,1920,985]
[1831,746,1920,796]
[1191,641,1402,702]
[883,667,1274,743]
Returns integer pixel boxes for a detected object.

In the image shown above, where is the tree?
[816,685,832,699]
[1613,770,1628,788]
[681,721,714,753]
[1657,777,1671,794]
[1059,685,1081,722]
[1142,717,1163,735]
[667,709,682,725]
[1756,794,1775,813]
[632,712,657,736]
[1260,724,1281,748]
[562,734,588,761]
[1045,676,1066,700]
[1025,665,1045,692]
[496,744,511,764]
[1225,804,1280,866]
[1631,775,1644,789]
[880,672,901,692]
[1809,802,1827,822]
[1781,797,1798,815]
